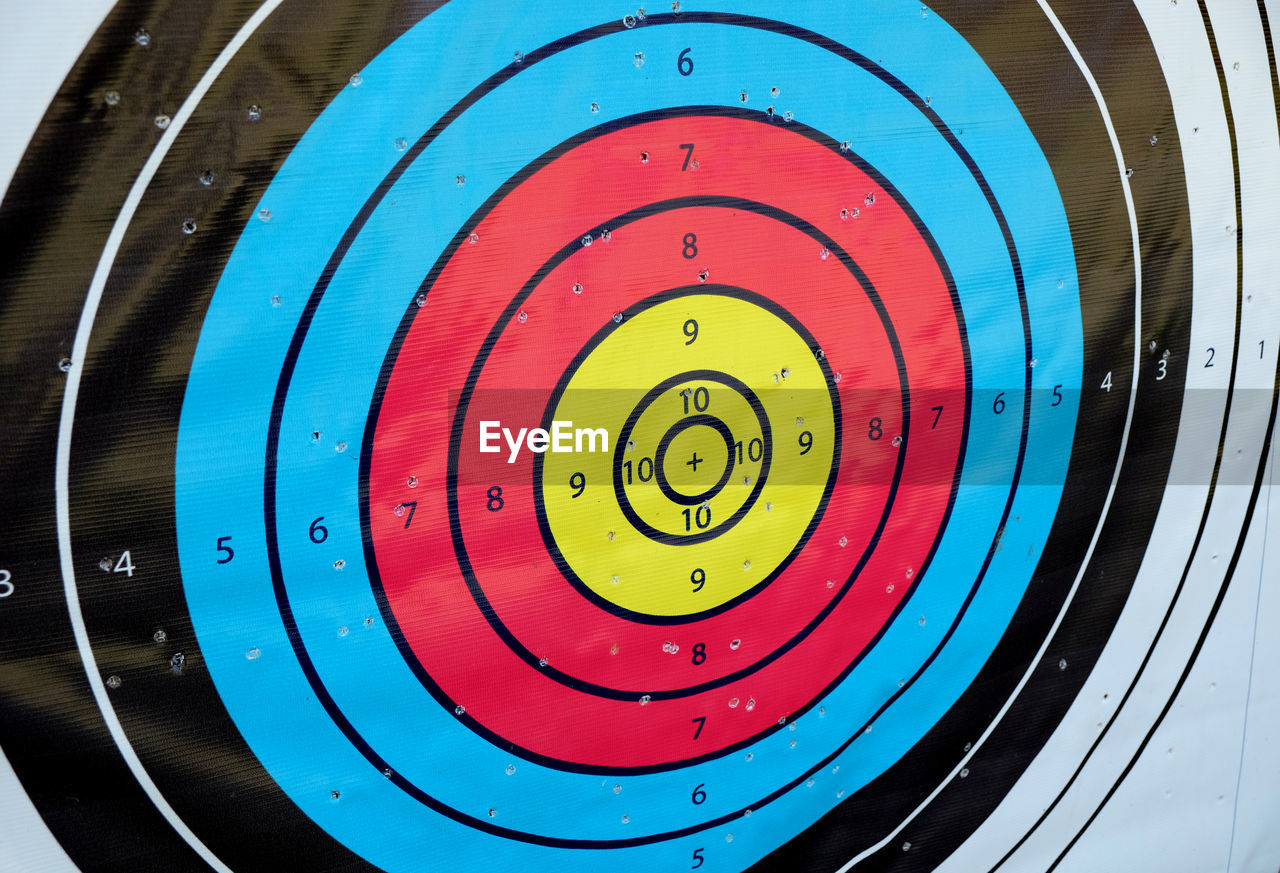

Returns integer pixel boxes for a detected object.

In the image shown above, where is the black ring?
[652,413,737,506]
[613,372,773,543]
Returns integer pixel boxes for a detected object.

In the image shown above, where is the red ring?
[459,205,894,681]
[367,113,966,769]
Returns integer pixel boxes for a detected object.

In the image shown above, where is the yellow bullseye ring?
[541,292,836,617]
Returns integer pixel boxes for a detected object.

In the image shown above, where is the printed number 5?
[692,848,705,869]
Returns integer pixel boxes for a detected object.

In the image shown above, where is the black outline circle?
[652,413,738,506]
[612,369,773,542]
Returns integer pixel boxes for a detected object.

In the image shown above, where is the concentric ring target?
[3,0,1279,871]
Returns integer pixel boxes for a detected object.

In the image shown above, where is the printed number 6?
[677,48,694,76]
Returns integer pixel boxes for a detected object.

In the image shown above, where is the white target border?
[2,0,1277,872]
[0,0,115,869]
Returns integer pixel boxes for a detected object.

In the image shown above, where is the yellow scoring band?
[542,294,835,617]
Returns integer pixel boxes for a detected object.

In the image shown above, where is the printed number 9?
[683,318,699,345]
[569,472,586,498]
[691,568,705,592]
[798,431,813,455]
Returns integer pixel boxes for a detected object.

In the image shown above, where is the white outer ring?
[836,1,1143,867]
[54,3,283,870]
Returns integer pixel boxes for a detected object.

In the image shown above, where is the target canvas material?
[1,1,1278,871]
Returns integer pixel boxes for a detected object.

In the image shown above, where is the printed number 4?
[113,550,135,577]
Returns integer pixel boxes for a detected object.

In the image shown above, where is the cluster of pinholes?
[74,21,284,698]
[88,25,271,285]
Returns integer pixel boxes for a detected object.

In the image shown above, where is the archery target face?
[1,1,1278,872]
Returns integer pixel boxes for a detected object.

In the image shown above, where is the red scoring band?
[366,113,966,769]
[457,206,895,683]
